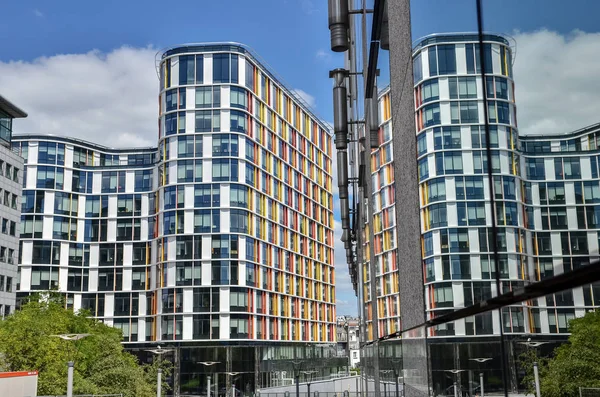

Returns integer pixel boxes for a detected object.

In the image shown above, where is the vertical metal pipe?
[480,372,485,397]
[453,381,458,397]
[207,375,211,397]
[157,368,162,397]
[328,0,350,52]
[67,361,74,397]
[533,362,541,397]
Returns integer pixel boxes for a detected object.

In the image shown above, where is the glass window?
[213,53,230,83]
[212,134,239,157]
[413,52,422,84]
[422,103,440,127]
[564,158,582,179]
[177,135,195,158]
[428,46,438,76]
[166,89,178,112]
[212,159,238,182]
[418,158,429,181]
[427,178,446,203]
[245,59,254,90]
[417,133,427,156]
[427,203,447,228]
[435,152,463,175]
[195,110,220,132]
[231,86,248,109]
[465,44,476,74]
[526,158,546,180]
[449,77,477,99]
[459,101,479,123]
[195,87,220,109]
[179,55,195,85]
[421,79,439,103]
[230,110,247,133]
[437,44,456,75]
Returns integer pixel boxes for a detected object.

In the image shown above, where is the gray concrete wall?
[386,1,430,396]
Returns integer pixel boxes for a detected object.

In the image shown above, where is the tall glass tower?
[156,44,336,343]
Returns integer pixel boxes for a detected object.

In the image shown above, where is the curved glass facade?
[363,34,600,342]
[13,44,336,347]
[12,136,157,342]
[521,124,600,334]
[364,34,528,339]
[156,45,336,343]
[413,35,526,337]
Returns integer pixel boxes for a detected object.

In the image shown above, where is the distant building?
[0,95,26,319]
[336,316,360,368]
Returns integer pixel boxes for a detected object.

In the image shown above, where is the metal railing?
[37,394,124,397]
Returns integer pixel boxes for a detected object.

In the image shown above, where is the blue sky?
[2,0,600,316]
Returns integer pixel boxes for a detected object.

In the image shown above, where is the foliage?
[517,347,548,396]
[0,293,172,397]
[538,310,600,397]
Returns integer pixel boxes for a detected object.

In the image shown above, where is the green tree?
[517,347,548,396]
[539,310,600,397]
[0,294,171,397]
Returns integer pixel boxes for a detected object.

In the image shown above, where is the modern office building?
[13,43,338,394]
[413,33,525,337]
[353,32,600,393]
[0,95,27,319]
[362,33,522,339]
[520,123,600,334]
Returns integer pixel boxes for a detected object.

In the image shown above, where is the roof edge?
[0,95,27,118]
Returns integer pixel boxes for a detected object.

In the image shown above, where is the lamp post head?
[198,361,220,366]
[52,333,91,341]
[469,358,493,363]
[147,345,174,355]
[444,369,465,374]
[518,341,548,348]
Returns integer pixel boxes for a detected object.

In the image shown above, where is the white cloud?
[316,49,332,62]
[0,46,158,148]
[292,88,317,109]
[514,29,600,136]
[34,9,44,18]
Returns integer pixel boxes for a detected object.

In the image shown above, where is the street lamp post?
[52,333,91,397]
[198,361,220,397]
[391,359,401,397]
[469,358,492,397]
[227,372,242,397]
[292,361,302,397]
[147,345,174,397]
[343,320,351,377]
[380,370,392,397]
[519,340,548,397]
[444,369,466,397]
[302,371,317,397]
